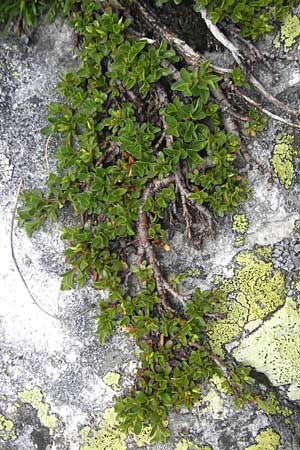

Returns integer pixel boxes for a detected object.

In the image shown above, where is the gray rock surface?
[1,14,300,450]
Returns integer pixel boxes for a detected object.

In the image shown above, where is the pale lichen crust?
[245,428,280,450]
[18,387,58,435]
[280,14,300,52]
[208,246,285,357]
[233,297,300,399]
[0,413,16,441]
[271,133,296,189]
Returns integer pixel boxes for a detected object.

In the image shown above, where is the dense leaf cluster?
[17,0,256,443]
[155,0,296,40]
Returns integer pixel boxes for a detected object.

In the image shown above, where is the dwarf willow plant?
[155,0,296,40]
[18,0,254,443]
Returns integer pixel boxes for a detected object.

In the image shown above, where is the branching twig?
[141,2,300,124]
[208,354,239,397]
[137,174,193,308]
[200,8,300,118]
[232,85,300,129]
[200,9,243,65]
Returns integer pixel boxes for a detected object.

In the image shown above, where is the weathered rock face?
[1,11,300,450]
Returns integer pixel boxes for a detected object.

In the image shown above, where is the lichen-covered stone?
[0,413,16,441]
[18,387,58,435]
[208,247,285,357]
[233,298,300,399]
[80,408,127,450]
[271,133,296,189]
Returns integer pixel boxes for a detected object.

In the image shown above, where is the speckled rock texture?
[1,11,300,450]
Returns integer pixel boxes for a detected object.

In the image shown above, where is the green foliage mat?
[12,0,294,444]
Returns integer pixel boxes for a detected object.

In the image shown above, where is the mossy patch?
[256,392,292,418]
[0,413,16,441]
[18,387,58,435]
[245,428,280,450]
[103,372,121,391]
[207,246,285,357]
[232,213,248,248]
[280,14,300,52]
[271,133,296,189]
[80,408,127,450]
[233,297,300,398]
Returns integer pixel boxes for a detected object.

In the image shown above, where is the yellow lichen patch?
[233,298,300,398]
[103,372,121,391]
[133,424,153,447]
[271,133,296,189]
[280,14,300,52]
[18,387,58,435]
[232,214,248,248]
[245,428,280,450]
[174,439,210,450]
[232,214,248,234]
[80,408,127,450]
[0,414,16,441]
[207,247,285,357]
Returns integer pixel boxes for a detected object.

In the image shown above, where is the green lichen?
[233,297,300,398]
[280,14,300,52]
[207,246,285,357]
[234,234,245,248]
[18,387,58,435]
[232,214,248,248]
[103,372,121,391]
[80,408,127,450]
[232,214,248,234]
[174,439,210,450]
[271,133,296,189]
[245,428,280,450]
[0,414,16,441]
[256,392,292,418]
